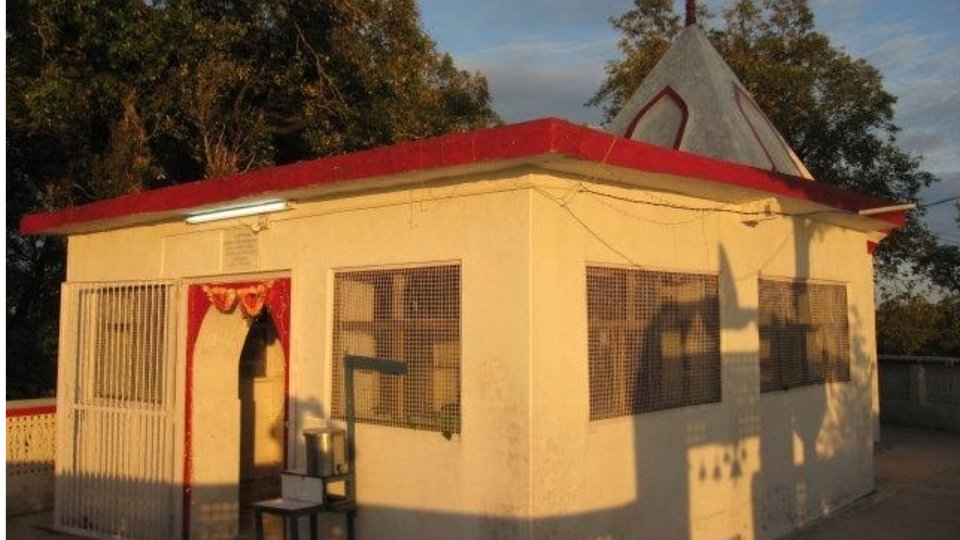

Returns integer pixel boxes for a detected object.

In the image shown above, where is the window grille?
[81,284,170,406]
[587,266,721,420]
[758,279,850,392]
[331,265,460,434]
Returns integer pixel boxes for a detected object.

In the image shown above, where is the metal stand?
[337,355,408,540]
[252,355,406,540]
[343,355,408,502]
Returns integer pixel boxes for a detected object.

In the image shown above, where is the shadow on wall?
[52,394,329,540]
[377,223,864,539]
[520,226,871,540]
[748,220,875,540]
[383,230,870,540]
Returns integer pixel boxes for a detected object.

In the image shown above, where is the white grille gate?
[56,281,179,540]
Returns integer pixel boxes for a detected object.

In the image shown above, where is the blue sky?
[419,0,959,244]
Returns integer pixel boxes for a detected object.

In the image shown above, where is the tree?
[589,0,940,277]
[914,203,960,295]
[6,0,500,398]
[876,293,960,356]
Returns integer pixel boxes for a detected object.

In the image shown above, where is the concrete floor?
[787,424,960,540]
[4,511,75,540]
[7,424,960,540]
[3,509,285,539]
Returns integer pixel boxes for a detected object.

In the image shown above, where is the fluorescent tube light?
[186,200,289,224]
[857,203,917,216]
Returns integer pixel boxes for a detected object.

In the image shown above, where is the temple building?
[22,15,906,540]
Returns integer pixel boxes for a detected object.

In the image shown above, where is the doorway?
[185,277,291,539]
[238,311,286,536]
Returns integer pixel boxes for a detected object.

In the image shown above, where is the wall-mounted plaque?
[222,228,259,272]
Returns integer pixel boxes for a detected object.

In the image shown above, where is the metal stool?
[252,498,325,540]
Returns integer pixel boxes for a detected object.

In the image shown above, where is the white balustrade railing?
[6,398,57,516]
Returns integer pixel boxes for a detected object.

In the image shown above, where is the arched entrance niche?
[183,278,291,540]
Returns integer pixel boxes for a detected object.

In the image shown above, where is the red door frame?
[182,277,292,540]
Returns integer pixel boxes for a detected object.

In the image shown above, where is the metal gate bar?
[56,281,178,540]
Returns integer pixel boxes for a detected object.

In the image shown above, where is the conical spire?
[607,25,813,180]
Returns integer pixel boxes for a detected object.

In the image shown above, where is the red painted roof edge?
[19,117,905,235]
[549,123,906,226]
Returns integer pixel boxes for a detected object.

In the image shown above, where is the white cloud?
[810,2,960,172]
[459,35,613,124]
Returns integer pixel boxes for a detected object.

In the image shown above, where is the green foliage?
[438,400,460,440]
[912,203,960,295]
[6,0,500,398]
[877,293,960,357]
[589,0,940,277]
[6,139,63,399]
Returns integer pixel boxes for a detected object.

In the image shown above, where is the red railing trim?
[6,404,57,418]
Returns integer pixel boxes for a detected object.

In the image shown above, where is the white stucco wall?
[65,172,536,539]
[62,167,878,539]
[526,174,876,540]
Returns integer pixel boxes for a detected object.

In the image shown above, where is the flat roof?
[20,117,905,236]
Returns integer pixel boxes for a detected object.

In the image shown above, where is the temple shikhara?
[22,6,907,540]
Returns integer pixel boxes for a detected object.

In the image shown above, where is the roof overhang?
[19,118,906,236]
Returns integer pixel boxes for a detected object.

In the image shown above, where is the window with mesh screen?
[758,279,850,392]
[587,266,721,420]
[79,284,171,406]
[331,264,460,434]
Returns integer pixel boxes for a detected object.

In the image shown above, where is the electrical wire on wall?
[247,129,916,273]
[530,177,826,277]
